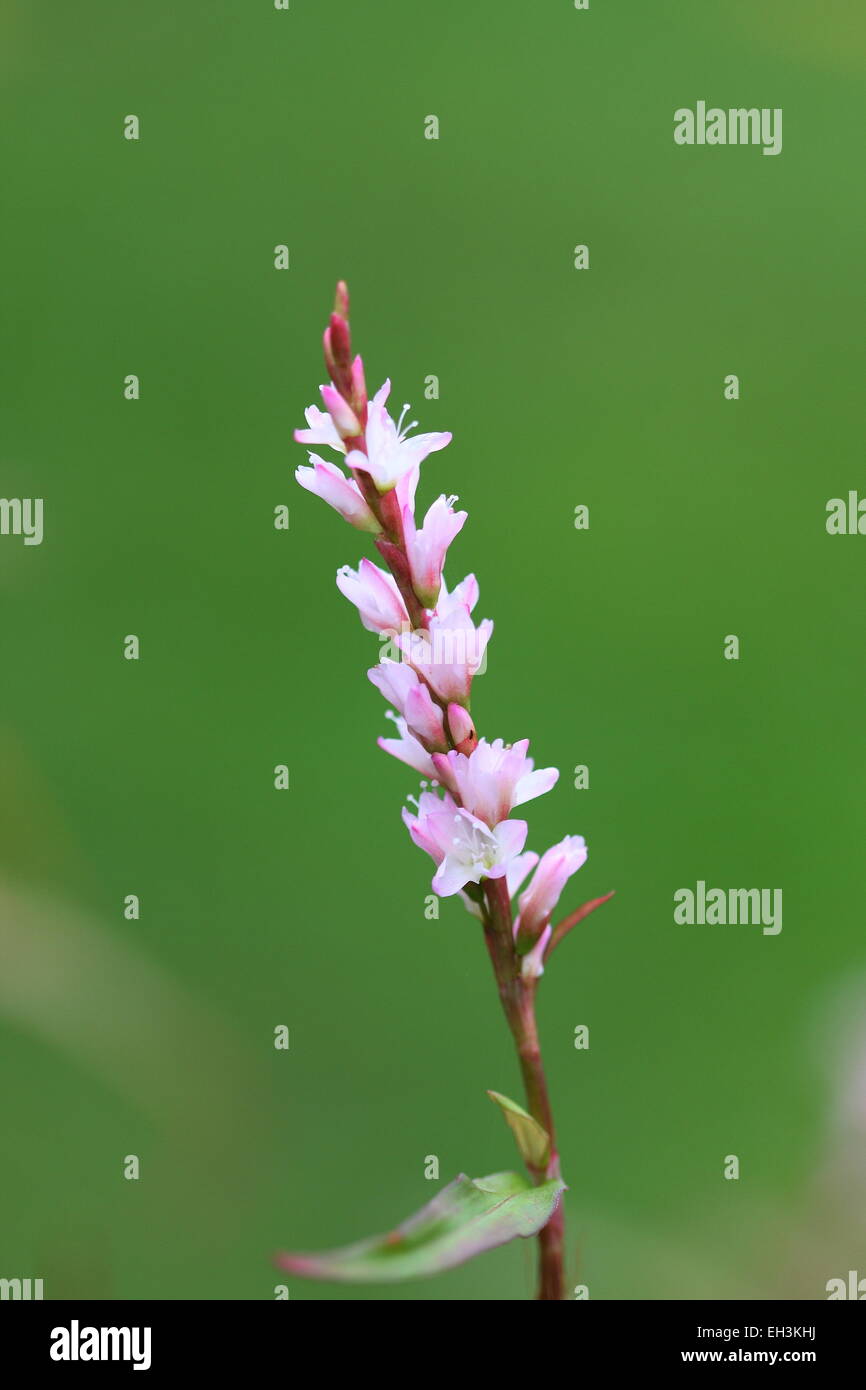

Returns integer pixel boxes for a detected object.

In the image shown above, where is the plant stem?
[484,878,566,1301]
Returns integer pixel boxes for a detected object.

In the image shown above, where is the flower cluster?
[294,283,588,975]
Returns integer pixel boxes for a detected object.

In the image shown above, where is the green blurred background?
[2,1,866,1299]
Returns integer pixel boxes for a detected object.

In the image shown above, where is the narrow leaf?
[275,1170,565,1283]
[487,1089,551,1170]
[547,890,616,957]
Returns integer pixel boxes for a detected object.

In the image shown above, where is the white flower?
[402,790,528,897]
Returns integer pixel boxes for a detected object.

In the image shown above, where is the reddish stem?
[483,877,566,1300]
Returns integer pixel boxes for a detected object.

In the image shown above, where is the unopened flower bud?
[320,383,360,440]
[329,312,352,372]
[520,924,552,980]
[448,702,477,754]
[323,308,353,396]
[351,354,368,426]
[515,835,588,949]
[322,325,337,383]
[333,279,350,319]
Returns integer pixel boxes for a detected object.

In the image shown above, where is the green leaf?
[487,1089,551,1170]
[275,1170,565,1284]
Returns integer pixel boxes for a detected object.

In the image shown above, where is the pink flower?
[437,573,479,615]
[345,381,451,494]
[395,463,420,514]
[320,384,360,440]
[516,835,588,942]
[402,790,529,897]
[349,354,367,419]
[432,738,559,828]
[403,494,467,608]
[294,402,345,453]
[521,924,553,981]
[378,717,439,780]
[369,660,447,749]
[295,455,381,533]
[401,789,450,861]
[397,604,493,705]
[503,850,540,898]
[368,658,419,715]
[336,558,409,634]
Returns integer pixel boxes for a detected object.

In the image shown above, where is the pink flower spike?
[321,383,361,440]
[336,557,409,634]
[432,738,558,829]
[403,494,467,608]
[295,455,381,533]
[294,403,346,453]
[516,835,588,943]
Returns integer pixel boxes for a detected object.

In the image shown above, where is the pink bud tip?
[334,280,350,319]
[447,703,477,754]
